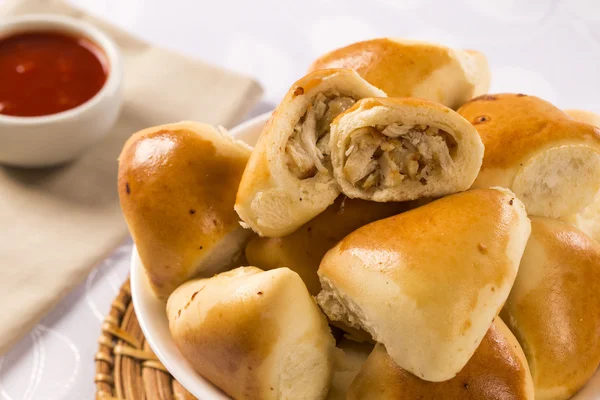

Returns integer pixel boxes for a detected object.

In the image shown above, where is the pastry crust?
[565,108,600,127]
[330,97,483,202]
[167,267,336,400]
[459,94,600,242]
[118,121,252,299]
[347,318,534,400]
[245,196,421,295]
[501,217,600,400]
[317,188,531,382]
[235,69,385,237]
[309,38,490,109]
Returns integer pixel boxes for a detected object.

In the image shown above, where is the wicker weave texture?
[95,280,195,400]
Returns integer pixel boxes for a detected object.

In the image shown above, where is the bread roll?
[330,97,483,202]
[347,318,534,400]
[501,217,600,400]
[317,188,531,382]
[167,267,336,400]
[118,122,251,299]
[458,94,600,242]
[565,109,600,127]
[246,196,420,295]
[309,38,490,109]
[235,69,385,238]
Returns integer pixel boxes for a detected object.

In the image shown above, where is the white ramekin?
[0,14,123,167]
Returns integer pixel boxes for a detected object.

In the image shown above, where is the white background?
[0,0,600,399]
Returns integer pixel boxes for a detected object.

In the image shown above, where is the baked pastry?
[308,38,490,109]
[347,318,534,400]
[235,69,385,237]
[565,108,600,127]
[327,339,373,400]
[501,217,600,400]
[458,94,600,242]
[330,97,483,202]
[118,122,251,299]
[317,187,531,382]
[167,267,336,400]
[245,196,420,295]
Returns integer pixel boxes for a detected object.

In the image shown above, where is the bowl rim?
[0,14,123,125]
[130,111,272,399]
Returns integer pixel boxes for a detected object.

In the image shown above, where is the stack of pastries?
[118,39,600,400]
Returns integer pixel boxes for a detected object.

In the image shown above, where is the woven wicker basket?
[95,279,195,400]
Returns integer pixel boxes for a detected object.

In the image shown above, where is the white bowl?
[130,111,600,399]
[0,15,123,167]
[130,112,269,399]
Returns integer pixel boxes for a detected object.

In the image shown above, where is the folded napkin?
[0,0,262,355]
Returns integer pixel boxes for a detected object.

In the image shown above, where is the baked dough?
[317,188,531,382]
[167,267,336,400]
[347,318,534,400]
[118,121,251,299]
[235,69,385,237]
[309,38,490,109]
[458,94,600,242]
[501,217,600,400]
[327,339,373,400]
[330,97,483,202]
[565,108,600,127]
[246,196,421,295]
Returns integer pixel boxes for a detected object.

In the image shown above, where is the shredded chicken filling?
[343,123,458,189]
[285,92,356,179]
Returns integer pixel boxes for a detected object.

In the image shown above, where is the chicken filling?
[343,123,458,190]
[285,92,356,179]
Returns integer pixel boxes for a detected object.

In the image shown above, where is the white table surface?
[1,0,599,398]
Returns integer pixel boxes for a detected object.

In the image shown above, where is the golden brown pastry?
[317,188,531,382]
[118,121,251,299]
[347,318,534,400]
[458,94,600,242]
[565,108,600,127]
[245,196,420,295]
[235,69,385,237]
[330,97,483,202]
[167,267,336,400]
[309,38,490,109]
[501,217,600,400]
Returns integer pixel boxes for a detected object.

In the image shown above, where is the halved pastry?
[565,108,600,127]
[235,69,386,237]
[501,217,600,400]
[458,94,600,242]
[167,267,336,400]
[330,97,483,202]
[245,196,421,295]
[347,318,534,400]
[118,122,251,299]
[308,38,491,109]
[317,188,531,382]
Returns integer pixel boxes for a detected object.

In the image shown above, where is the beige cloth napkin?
[0,0,262,355]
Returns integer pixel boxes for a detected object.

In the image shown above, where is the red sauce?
[0,31,108,117]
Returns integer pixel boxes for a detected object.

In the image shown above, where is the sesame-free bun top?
[347,318,534,400]
[118,121,252,299]
[501,217,600,400]
[166,267,335,400]
[458,94,600,242]
[308,38,490,109]
[316,188,531,382]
